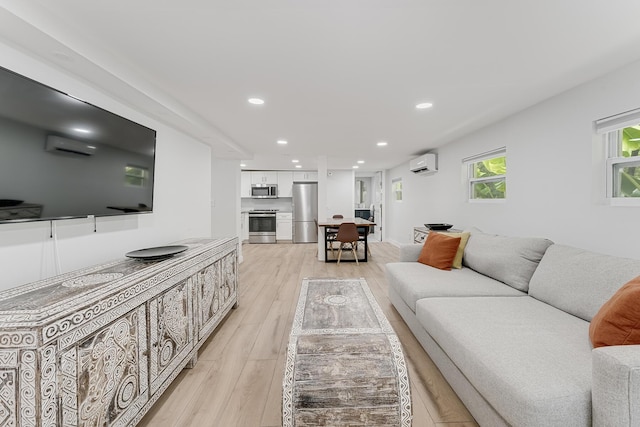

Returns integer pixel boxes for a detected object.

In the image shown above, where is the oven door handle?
[249,214,276,218]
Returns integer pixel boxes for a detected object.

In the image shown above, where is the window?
[607,126,640,198]
[596,109,640,203]
[463,148,506,201]
[392,178,402,202]
[125,165,149,187]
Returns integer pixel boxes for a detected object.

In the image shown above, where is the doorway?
[354,171,383,242]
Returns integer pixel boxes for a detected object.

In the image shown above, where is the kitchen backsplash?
[241,197,293,212]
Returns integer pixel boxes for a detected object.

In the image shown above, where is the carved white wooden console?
[0,237,238,426]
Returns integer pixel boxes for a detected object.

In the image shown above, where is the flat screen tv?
[0,65,156,223]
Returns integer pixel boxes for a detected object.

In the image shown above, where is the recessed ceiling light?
[277,140,288,145]
[248,98,264,105]
[416,102,433,109]
[240,163,246,167]
[291,159,299,163]
[295,165,302,168]
[352,165,359,169]
[377,141,388,146]
[357,160,365,164]
[73,128,91,134]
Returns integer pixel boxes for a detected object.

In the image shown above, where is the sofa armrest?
[399,244,422,262]
[592,345,640,426]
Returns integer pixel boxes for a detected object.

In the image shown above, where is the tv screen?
[0,65,156,223]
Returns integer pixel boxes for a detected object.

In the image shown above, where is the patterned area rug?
[283,277,411,426]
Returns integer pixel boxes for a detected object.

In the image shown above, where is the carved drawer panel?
[148,280,193,394]
[196,253,237,342]
[0,349,36,427]
[195,261,221,341]
[220,252,237,308]
[59,305,148,427]
[413,227,428,244]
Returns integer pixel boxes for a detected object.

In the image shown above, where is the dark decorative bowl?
[424,223,453,231]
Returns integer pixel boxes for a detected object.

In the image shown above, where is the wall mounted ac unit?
[409,153,437,175]
[45,135,97,156]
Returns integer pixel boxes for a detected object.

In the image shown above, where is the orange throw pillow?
[417,232,462,271]
[589,275,640,348]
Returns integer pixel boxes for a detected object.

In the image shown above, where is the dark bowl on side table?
[424,223,453,231]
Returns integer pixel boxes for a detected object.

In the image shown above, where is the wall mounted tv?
[0,65,156,224]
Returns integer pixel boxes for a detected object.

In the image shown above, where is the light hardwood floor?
[138,242,479,427]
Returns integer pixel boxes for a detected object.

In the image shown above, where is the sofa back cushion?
[463,231,553,292]
[528,244,640,321]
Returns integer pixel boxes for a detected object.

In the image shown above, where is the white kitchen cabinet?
[241,172,252,198]
[276,212,293,241]
[293,171,318,182]
[277,171,294,197]
[251,171,278,184]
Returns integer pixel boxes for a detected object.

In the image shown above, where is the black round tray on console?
[125,245,189,261]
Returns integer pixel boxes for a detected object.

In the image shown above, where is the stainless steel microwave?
[251,183,278,198]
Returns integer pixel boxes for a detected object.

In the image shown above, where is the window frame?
[124,165,149,188]
[596,109,640,206]
[391,178,403,202]
[463,147,507,203]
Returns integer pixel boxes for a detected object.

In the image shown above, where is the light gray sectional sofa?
[386,229,640,427]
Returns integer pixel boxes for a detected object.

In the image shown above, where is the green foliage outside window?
[619,126,640,197]
[471,156,506,199]
[392,179,403,201]
[125,165,148,187]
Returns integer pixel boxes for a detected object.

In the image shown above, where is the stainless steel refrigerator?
[292,182,318,243]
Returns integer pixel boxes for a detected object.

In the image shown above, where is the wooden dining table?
[317,217,376,262]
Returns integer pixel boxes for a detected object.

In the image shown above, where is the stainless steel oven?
[248,210,277,243]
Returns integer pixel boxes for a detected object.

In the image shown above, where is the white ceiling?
[2,1,640,172]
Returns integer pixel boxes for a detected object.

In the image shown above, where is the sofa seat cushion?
[416,296,592,427]
[385,262,525,313]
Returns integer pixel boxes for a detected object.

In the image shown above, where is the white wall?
[386,58,640,259]
[326,170,354,219]
[0,42,213,290]
[211,157,241,239]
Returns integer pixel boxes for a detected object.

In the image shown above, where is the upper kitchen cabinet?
[278,171,294,197]
[251,171,278,184]
[241,170,315,198]
[293,171,318,182]
[241,172,252,198]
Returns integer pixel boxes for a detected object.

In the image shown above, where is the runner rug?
[282,277,411,426]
